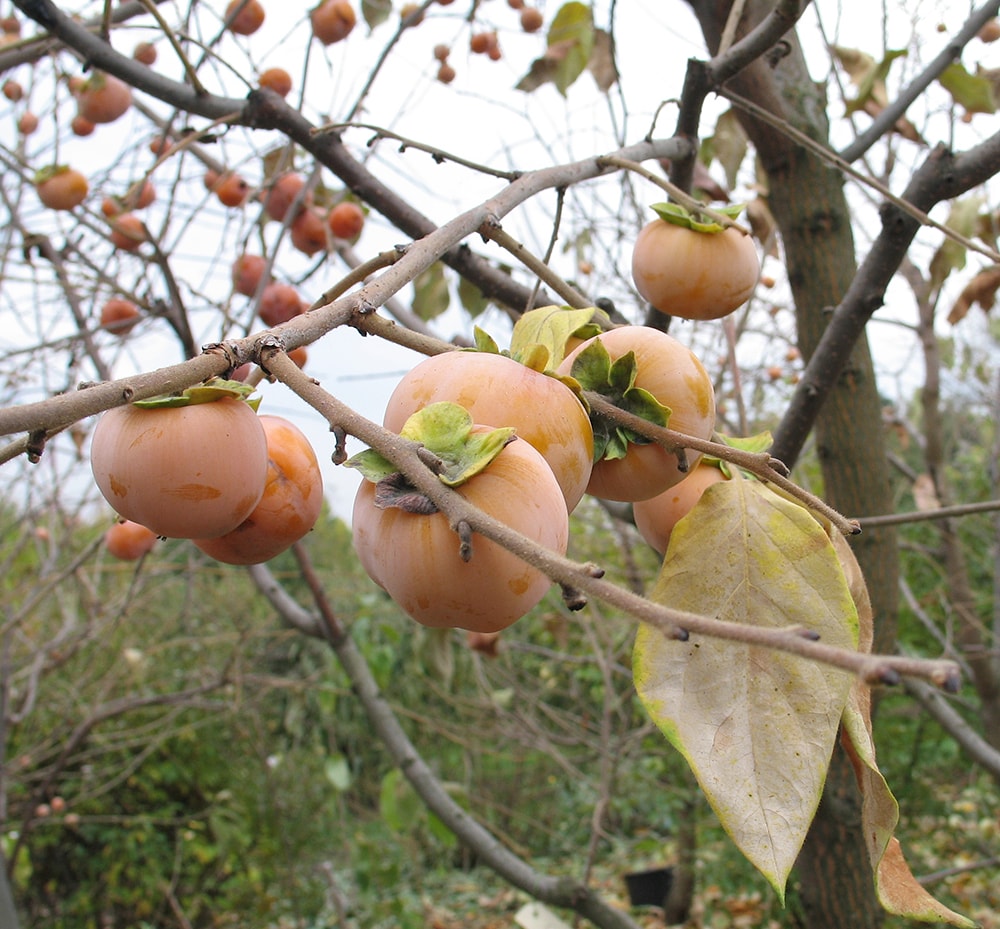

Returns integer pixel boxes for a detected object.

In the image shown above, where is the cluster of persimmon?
[92,382,324,566]
[348,304,719,635]
[350,205,761,635]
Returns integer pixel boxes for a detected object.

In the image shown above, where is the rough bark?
[685,2,899,926]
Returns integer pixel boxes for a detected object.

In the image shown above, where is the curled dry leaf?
[946,265,1000,325]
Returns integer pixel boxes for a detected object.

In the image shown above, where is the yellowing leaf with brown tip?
[633,478,858,900]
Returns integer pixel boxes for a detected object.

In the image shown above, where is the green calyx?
[568,339,670,462]
[34,164,70,186]
[649,200,746,234]
[132,377,261,410]
[346,401,516,493]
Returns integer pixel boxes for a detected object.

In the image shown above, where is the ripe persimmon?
[194,415,323,564]
[109,213,147,251]
[326,201,365,239]
[225,0,265,35]
[631,206,760,320]
[556,326,716,502]
[77,71,132,124]
[100,298,141,336]
[35,166,89,211]
[632,462,728,556]
[213,172,250,208]
[258,67,292,97]
[258,282,304,326]
[90,389,268,539]
[290,207,328,255]
[310,0,356,45]
[351,422,569,633]
[263,172,306,222]
[231,254,269,297]
[104,520,157,560]
[383,351,594,512]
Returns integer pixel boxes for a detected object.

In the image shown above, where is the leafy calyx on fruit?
[649,200,747,235]
[132,378,262,410]
[34,164,72,186]
[347,402,517,511]
[568,339,670,462]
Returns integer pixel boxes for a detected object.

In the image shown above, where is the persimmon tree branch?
[0,134,687,440]
[247,557,645,929]
[838,0,1000,164]
[261,346,960,690]
[772,134,1000,466]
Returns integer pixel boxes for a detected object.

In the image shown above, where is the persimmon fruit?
[556,326,716,502]
[133,41,157,65]
[258,282,304,326]
[263,172,306,222]
[77,71,132,124]
[310,0,356,45]
[290,207,328,255]
[225,0,265,35]
[259,67,292,97]
[326,201,365,239]
[632,462,728,556]
[90,394,268,539]
[104,520,158,560]
[213,172,250,208]
[109,213,147,251]
[351,428,569,633]
[17,111,38,135]
[35,166,88,211]
[231,254,269,297]
[631,216,759,320]
[100,298,141,335]
[194,415,323,565]
[3,79,22,101]
[383,351,594,512]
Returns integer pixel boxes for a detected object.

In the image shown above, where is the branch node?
[121,386,135,402]
[26,430,47,464]
[331,425,348,465]
[582,562,606,579]
[456,520,473,562]
[560,584,588,612]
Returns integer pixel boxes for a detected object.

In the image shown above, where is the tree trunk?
[684,3,899,926]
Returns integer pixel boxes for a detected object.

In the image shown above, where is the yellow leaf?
[634,478,858,900]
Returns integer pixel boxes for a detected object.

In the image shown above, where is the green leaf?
[634,478,858,900]
[508,305,597,371]
[472,326,501,354]
[458,276,490,319]
[379,768,422,833]
[516,1,594,96]
[324,754,352,791]
[412,262,450,321]
[938,61,997,116]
